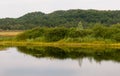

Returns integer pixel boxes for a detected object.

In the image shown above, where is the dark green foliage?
[44,27,68,42]
[68,29,92,38]
[92,24,108,38]
[16,23,120,42]
[1,9,120,30]
[16,32,28,40]
[112,33,120,41]
[16,27,45,40]
[17,27,68,41]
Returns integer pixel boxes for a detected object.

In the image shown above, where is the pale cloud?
[0,0,119,18]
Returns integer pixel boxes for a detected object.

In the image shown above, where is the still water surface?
[0,46,120,76]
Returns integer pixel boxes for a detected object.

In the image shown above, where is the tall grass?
[0,31,22,37]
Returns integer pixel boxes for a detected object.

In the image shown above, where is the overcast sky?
[0,0,120,18]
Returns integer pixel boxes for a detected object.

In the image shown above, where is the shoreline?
[0,41,120,49]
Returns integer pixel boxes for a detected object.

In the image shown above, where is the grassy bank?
[0,25,120,48]
[0,41,120,49]
[0,31,23,41]
[16,25,120,43]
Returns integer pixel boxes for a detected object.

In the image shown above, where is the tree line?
[1,9,120,30]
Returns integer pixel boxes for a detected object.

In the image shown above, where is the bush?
[16,27,46,40]
[44,27,68,42]
[68,29,92,38]
[92,25,108,38]
[112,33,120,42]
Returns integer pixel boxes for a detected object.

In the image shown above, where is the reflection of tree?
[88,57,93,63]
[78,57,102,68]
[78,58,83,67]
[17,46,120,62]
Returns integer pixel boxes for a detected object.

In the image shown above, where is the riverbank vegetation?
[16,23,120,43]
[0,22,120,48]
[0,31,22,41]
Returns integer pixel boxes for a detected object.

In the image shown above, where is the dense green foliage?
[17,46,120,62]
[1,9,120,30]
[44,28,68,42]
[16,27,46,40]
[16,23,120,42]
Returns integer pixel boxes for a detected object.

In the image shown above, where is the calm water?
[0,46,120,76]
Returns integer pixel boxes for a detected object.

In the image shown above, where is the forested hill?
[1,9,120,30]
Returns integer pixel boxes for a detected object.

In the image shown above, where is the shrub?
[68,29,92,38]
[112,33,120,42]
[92,25,108,38]
[44,27,68,42]
[16,27,45,40]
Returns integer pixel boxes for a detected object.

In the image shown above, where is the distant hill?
[0,9,120,30]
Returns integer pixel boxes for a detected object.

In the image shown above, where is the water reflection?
[0,46,120,76]
[17,46,120,63]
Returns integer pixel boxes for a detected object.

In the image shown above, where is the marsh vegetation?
[16,23,120,43]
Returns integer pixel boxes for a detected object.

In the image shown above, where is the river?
[0,46,120,76]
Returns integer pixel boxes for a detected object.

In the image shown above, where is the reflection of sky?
[0,47,120,76]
